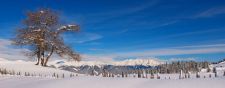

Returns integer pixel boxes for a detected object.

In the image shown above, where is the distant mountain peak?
[52,58,163,67]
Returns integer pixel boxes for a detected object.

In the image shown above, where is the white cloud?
[80,44,225,61]
[172,44,225,49]
[0,39,30,60]
[116,44,225,57]
[81,54,114,62]
[0,38,11,46]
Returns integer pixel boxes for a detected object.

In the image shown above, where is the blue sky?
[0,0,225,62]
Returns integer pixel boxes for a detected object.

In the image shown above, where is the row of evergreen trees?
[1,67,225,79]
[98,61,225,79]
[158,61,210,74]
[95,61,211,77]
[100,69,225,79]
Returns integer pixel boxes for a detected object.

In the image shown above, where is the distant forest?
[157,61,209,74]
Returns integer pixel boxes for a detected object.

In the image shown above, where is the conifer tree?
[62,74,65,78]
[122,72,124,78]
[215,71,218,77]
[188,71,191,78]
[150,70,154,79]
[196,72,200,78]
[157,72,160,79]
[137,70,141,78]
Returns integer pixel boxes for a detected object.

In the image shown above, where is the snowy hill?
[210,60,225,75]
[1,58,225,88]
[212,60,225,68]
[0,59,78,77]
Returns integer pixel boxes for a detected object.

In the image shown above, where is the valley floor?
[0,76,225,88]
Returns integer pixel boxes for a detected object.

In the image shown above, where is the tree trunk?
[40,30,45,66]
[41,50,45,66]
[44,46,54,66]
[35,47,41,65]
[40,46,45,66]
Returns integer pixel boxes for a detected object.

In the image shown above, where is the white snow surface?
[0,76,225,88]
[0,58,225,88]
[57,24,79,31]
[212,61,225,68]
[0,59,76,76]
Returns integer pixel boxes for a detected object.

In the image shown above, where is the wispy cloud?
[89,48,105,51]
[102,1,157,16]
[144,20,178,30]
[63,32,102,44]
[1,38,224,62]
[83,0,159,25]
[193,6,225,18]
[115,44,225,57]
[81,43,225,61]
[173,44,225,49]
[112,27,225,52]
[160,28,225,40]
[85,42,101,45]
[167,58,196,62]
[81,54,114,62]
[116,29,129,34]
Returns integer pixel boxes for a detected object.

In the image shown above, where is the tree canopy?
[12,9,81,66]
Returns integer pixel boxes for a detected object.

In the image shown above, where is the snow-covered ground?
[0,58,225,88]
[0,59,79,77]
[0,76,225,88]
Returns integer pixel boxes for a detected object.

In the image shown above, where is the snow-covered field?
[0,76,225,88]
[1,58,225,88]
[0,58,76,77]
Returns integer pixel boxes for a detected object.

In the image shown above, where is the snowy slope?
[0,58,225,88]
[210,61,225,75]
[212,61,225,68]
[0,59,78,77]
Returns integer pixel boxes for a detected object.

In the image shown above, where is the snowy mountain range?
[51,58,163,67]
[47,59,163,75]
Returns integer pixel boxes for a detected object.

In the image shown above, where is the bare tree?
[12,9,81,66]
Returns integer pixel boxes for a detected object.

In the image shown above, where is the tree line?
[157,61,210,74]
